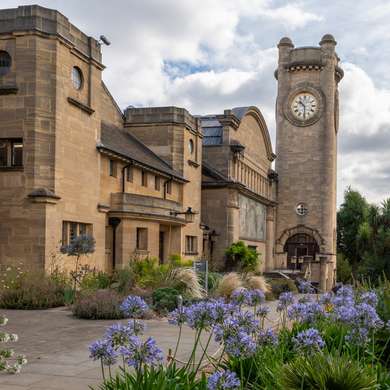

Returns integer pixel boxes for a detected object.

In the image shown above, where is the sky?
[3,0,390,206]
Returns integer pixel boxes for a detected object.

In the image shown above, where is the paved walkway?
[0,301,279,390]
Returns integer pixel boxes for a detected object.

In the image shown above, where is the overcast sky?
[3,0,390,205]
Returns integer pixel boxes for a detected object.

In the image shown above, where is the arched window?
[71,66,83,90]
[188,139,194,154]
[0,51,12,76]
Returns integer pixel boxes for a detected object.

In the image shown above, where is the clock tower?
[274,35,343,291]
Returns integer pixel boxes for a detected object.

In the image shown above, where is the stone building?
[0,5,342,290]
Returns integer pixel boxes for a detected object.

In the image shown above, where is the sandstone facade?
[0,5,342,290]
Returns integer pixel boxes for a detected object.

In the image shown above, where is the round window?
[188,139,194,154]
[71,66,83,90]
[0,51,12,76]
[296,203,308,216]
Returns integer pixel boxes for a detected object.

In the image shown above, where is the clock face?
[291,92,318,120]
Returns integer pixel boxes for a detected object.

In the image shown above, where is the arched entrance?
[283,233,319,270]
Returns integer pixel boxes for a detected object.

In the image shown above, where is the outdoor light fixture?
[170,207,196,223]
[99,35,111,46]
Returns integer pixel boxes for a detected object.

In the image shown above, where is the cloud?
[1,0,390,205]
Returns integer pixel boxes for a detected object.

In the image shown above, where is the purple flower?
[120,296,148,318]
[293,328,325,353]
[89,339,117,366]
[256,305,270,318]
[332,285,355,306]
[233,311,259,334]
[257,328,278,346]
[185,301,216,330]
[354,303,383,330]
[277,292,294,311]
[298,279,315,294]
[207,370,240,390]
[168,307,187,326]
[288,301,324,324]
[119,336,163,369]
[346,327,370,346]
[105,323,134,348]
[250,289,265,306]
[224,330,257,358]
[319,292,333,305]
[360,291,378,307]
[231,288,252,306]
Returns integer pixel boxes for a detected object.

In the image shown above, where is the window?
[141,170,148,187]
[188,139,194,154]
[126,166,133,182]
[62,221,92,245]
[0,139,23,168]
[185,235,198,255]
[155,176,160,191]
[109,159,117,177]
[0,51,11,76]
[71,66,83,90]
[166,180,172,195]
[136,228,148,250]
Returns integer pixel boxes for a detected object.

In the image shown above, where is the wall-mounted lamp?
[170,207,196,223]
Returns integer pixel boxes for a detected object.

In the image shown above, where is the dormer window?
[0,51,11,76]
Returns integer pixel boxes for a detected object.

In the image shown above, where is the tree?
[337,187,369,268]
[61,234,95,293]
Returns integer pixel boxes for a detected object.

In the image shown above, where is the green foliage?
[280,353,377,390]
[337,187,390,282]
[112,268,135,295]
[337,187,369,267]
[336,253,352,284]
[0,266,68,309]
[225,241,261,272]
[128,257,170,289]
[72,289,125,320]
[80,271,112,291]
[152,287,180,314]
[269,278,298,297]
[96,364,207,390]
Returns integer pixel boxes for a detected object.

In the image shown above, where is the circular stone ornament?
[284,83,324,127]
[296,203,308,216]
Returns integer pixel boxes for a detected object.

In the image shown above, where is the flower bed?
[89,284,390,389]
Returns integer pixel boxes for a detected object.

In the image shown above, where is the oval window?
[0,51,12,76]
[188,139,194,154]
[71,66,83,90]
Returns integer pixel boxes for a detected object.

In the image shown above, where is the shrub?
[128,257,170,289]
[215,272,242,298]
[80,271,112,291]
[269,278,298,298]
[169,268,204,299]
[225,241,261,272]
[0,268,67,309]
[152,287,180,313]
[72,289,125,320]
[245,274,271,293]
[280,353,377,390]
[112,268,135,295]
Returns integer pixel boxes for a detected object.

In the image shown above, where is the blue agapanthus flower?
[168,307,187,326]
[257,328,278,346]
[256,305,270,318]
[277,291,294,311]
[288,301,324,324]
[297,279,315,294]
[119,336,163,369]
[207,369,240,390]
[293,328,325,353]
[360,291,378,307]
[89,339,117,366]
[224,330,257,358]
[231,288,252,306]
[250,289,266,306]
[120,296,148,318]
[185,301,217,330]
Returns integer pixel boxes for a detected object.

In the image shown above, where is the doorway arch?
[283,233,319,270]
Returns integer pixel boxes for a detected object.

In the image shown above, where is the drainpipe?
[108,217,121,270]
